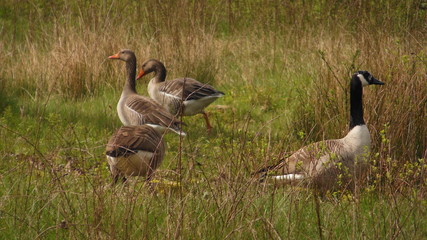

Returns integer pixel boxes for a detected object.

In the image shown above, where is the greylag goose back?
[136,59,224,132]
[106,125,165,183]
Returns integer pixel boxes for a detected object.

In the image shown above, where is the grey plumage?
[121,94,184,132]
[157,77,225,115]
[137,59,224,131]
[109,50,185,135]
[106,125,165,183]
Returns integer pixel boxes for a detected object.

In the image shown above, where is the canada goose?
[106,125,165,183]
[254,71,384,191]
[136,59,225,132]
[108,50,185,136]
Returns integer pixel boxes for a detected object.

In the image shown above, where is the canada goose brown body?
[257,125,372,190]
[106,125,165,183]
[108,50,185,136]
[136,59,224,131]
[255,71,384,191]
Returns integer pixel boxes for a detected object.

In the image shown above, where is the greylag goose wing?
[106,125,164,158]
[106,125,165,183]
[125,95,184,134]
[160,78,225,101]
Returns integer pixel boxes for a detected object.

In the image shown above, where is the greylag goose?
[106,125,165,183]
[108,50,185,136]
[136,59,224,132]
[254,71,384,191]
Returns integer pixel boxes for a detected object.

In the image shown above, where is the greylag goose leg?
[202,111,213,133]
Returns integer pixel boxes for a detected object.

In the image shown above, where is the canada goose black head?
[355,71,384,86]
[108,49,136,62]
[349,70,384,130]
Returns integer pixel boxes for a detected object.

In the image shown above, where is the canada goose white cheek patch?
[357,74,369,86]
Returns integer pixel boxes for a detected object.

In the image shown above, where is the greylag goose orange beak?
[136,69,145,80]
[108,53,120,59]
[111,49,186,136]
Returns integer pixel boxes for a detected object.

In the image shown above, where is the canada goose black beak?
[136,69,145,80]
[108,53,120,59]
[371,78,385,85]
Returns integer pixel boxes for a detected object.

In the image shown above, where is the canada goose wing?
[125,95,183,130]
[259,139,345,177]
[106,126,165,158]
[160,78,224,101]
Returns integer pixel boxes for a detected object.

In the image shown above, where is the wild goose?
[254,71,384,191]
[136,59,225,132]
[108,50,185,136]
[106,125,165,183]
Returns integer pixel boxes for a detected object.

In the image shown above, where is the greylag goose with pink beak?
[136,59,224,133]
[108,50,185,136]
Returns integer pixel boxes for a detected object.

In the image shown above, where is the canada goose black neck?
[124,54,137,93]
[349,74,364,130]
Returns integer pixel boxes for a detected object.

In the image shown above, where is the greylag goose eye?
[106,125,165,184]
[108,50,186,136]
[254,71,384,192]
[136,59,225,133]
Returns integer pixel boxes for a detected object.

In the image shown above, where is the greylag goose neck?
[108,50,186,136]
[106,125,165,183]
[254,71,384,191]
[136,59,225,132]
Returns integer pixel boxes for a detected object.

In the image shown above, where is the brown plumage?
[257,140,345,176]
[254,71,384,191]
[159,78,224,104]
[106,125,165,183]
[255,139,352,190]
[136,59,224,132]
[108,50,185,136]
[123,94,184,133]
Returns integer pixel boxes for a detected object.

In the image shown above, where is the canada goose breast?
[342,125,371,155]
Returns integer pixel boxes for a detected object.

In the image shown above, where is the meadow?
[0,0,426,239]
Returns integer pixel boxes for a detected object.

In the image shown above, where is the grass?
[1,0,427,238]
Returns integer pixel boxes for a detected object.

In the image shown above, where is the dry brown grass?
[1,0,425,184]
[0,0,426,238]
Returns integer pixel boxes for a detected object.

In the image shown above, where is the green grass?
[1,0,426,238]
[1,75,426,239]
